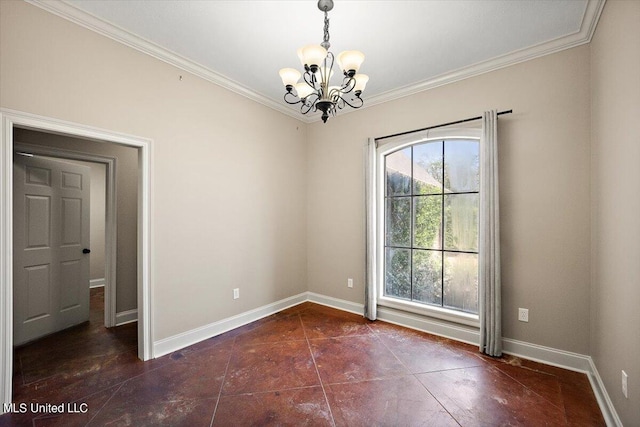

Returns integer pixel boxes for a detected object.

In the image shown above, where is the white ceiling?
[32,0,604,122]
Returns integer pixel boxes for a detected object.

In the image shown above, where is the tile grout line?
[209,336,237,427]
[305,332,374,342]
[18,344,147,389]
[556,378,580,425]
[300,313,337,427]
[412,373,464,427]
[68,356,180,407]
[17,351,180,424]
[80,353,178,423]
[220,384,327,398]
[83,381,126,426]
[489,363,568,414]
[367,326,416,378]
[317,370,464,387]
[486,363,571,424]
[371,327,463,427]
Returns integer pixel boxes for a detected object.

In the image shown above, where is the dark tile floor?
[1,290,605,426]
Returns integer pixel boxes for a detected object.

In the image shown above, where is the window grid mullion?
[410,145,414,300]
[386,246,477,255]
[441,140,445,309]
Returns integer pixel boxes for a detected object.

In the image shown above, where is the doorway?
[0,109,153,409]
[14,142,118,331]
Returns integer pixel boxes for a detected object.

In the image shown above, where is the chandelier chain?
[322,10,330,49]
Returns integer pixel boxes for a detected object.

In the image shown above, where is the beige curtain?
[364,137,377,320]
[479,110,502,357]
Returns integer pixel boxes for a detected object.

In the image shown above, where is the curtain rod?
[376,109,513,142]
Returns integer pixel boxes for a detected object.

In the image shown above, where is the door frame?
[14,142,118,328]
[0,108,154,409]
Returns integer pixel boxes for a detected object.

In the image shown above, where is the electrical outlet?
[233,288,239,300]
[347,278,353,288]
[518,308,529,322]
[622,370,628,398]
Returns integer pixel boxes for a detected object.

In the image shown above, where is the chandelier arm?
[301,93,320,114]
[328,104,337,117]
[339,75,357,94]
[303,72,318,90]
[284,92,302,105]
[335,93,364,109]
[307,92,320,105]
[301,103,314,115]
[318,52,335,98]
[325,52,335,79]
[327,77,352,99]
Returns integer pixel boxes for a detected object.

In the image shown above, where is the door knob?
[82,248,91,254]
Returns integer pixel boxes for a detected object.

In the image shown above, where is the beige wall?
[1,0,308,340]
[18,131,134,310]
[307,46,592,354]
[590,0,640,425]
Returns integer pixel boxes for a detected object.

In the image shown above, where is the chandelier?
[278,0,369,123]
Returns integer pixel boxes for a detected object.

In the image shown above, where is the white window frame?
[376,127,482,327]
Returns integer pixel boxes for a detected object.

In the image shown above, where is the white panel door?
[13,154,91,346]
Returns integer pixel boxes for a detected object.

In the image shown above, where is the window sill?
[378,296,480,328]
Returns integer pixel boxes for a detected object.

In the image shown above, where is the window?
[377,129,481,324]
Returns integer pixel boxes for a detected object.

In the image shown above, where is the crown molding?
[24,0,309,123]
[25,0,604,125]
[360,0,606,111]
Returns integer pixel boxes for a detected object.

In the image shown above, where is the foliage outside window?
[384,139,479,314]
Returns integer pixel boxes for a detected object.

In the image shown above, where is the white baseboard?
[89,278,105,288]
[309,293,621,427]
[587,358,623,427]
[376,305,480,346]
[148,291,621,426]
[304,294,593,373]
[307,292,364,315]
[501,338,592,373]
[115,309,137,326]
[153,292,308,358]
